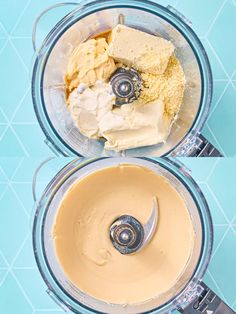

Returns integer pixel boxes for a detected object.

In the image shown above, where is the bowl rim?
[31,0,213,157]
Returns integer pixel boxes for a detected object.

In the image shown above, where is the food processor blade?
[141,197,158,250]
[109,197,158,254]
[109,67,142,105]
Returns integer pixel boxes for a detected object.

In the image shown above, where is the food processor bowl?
[32,0,221,157]
[32,157,221,314]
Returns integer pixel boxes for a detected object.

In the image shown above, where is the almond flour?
[140,55,186,118]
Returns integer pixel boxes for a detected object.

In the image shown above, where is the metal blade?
[140,197,158,250]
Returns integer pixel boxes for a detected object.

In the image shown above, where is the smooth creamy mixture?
[53,165,195,305]
[65,25,186,151]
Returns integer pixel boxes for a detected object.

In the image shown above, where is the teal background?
[0,0,236,313]
[0,157,236,313]
[0,0,236,156]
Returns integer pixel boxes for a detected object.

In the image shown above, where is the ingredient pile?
[65,24,185,152]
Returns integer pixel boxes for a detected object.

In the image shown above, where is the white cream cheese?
[68,81,171,151]
[68,81,115,139]
[101,100,171,151]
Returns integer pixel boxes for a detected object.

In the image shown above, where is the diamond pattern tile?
[0,41,29,120]
[200,39,228,80]
[207,84,236,156]
[209,228,236,305]
[0,273,33,313]
[11,0,73,38]
[14,269,65,309]
[12,236,35,269]
[0,253,7,268]
[0,187,29,262]
[201,127,221,154]
[208,159,236,221]
[212,225,230,256]
[34,311,63,314]
[0,38,7,52]
[207,0,236,77]
[0,109,7,123]
[0,158,23,179]
[0,0,236,313]
[0,127,29,156]
[231,70,236,89]
[209,81,229,113]
[0,23,7,37]
[0,0,235,156]
[0,124,7,141]
[10,89,36,124]
[0,0,30,34]
[0,158,235,313]
[0,252,8,286]
[0,270,7,287]
[204,270,225,302]
[198,184,228,225]
[175,0,224,37]
[12,124,52,156]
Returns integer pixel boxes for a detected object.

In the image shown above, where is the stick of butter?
[108,24,175,75]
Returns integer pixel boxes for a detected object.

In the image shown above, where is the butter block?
[108,24,175,75]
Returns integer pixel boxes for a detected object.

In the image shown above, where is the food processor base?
[189,135,223,157]
[180,282,235,314]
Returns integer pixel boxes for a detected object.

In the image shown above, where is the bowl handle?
[189,134,224,157]
[32,2,80,53]
[32,157,55,203]
[179,282,235,314]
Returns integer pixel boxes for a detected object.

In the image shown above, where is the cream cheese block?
[100,99,171,151]
[108,24,175,75]
[68,81,115,139]
[68,81,171,151]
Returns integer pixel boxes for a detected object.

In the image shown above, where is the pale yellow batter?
[65,37,117,92]
[53,165,195,305]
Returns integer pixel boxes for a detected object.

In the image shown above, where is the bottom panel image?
[0,158,236,314]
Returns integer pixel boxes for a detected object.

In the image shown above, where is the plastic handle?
[190,134,224,157]
[44,139,68,157]
[32,2,79,53]
[32,157,55,203]
[180,282,235,314]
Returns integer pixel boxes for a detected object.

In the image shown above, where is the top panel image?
[0,0,235,157]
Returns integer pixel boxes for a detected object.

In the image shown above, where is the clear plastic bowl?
[32,157,213,314]
[32,0,212,157]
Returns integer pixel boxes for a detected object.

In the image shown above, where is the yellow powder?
[140,56,185,118]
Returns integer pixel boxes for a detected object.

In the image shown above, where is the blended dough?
[53,164,195,305]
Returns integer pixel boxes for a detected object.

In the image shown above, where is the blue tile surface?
[0,0,236,313]
[0,158,235,313]
[0,0,236,156]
